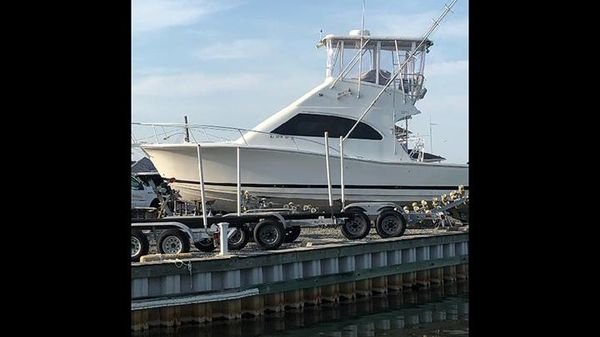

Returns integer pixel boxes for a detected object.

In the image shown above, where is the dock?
[131,229,468,331]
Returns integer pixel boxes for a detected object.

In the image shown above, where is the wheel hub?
[259,225,279,244]
[162,236,183,254]
[347,217,366,235]
[131,237,141,257]
[382,216,400,233]
[229,229,243,245]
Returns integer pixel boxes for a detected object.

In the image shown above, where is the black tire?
[283,226,301,243]
[341,210,371,240]
[253,219,285,250]
[131,230,149,262]
[375,210,406,238]
[228,227,250,251]
[194,238,216,252]
[158,229,190,254]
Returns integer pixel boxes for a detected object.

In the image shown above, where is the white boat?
[138,27,468,212]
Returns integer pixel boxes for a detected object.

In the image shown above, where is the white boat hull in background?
[142,144,468,212]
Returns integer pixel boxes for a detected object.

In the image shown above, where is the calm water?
[137,281,468,337]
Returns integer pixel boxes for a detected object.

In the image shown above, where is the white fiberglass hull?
[142,144,468,212]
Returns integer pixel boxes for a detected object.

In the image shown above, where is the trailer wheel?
[375,210,406,238]
[131,230,149,262]
[150,198,160,209]
[194,238,216,252]
[341,211,371,240]
[158,229,190,254]
[253,219,285,250]
[228,227,250,250]
[283,226,301,243]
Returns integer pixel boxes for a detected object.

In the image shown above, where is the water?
[136,281,468,337]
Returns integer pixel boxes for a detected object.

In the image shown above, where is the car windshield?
[131,177,143,190]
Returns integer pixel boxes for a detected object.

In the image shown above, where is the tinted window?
[271,113,382,140]
[131,177,143,190]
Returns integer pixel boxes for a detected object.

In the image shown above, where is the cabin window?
[271,113,383,140]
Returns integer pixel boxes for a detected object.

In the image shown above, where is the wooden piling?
[356,279,372,297]
[339,281,356,302]
[241,294,264,317]
[417,270,430,287]
[371,276,388,294]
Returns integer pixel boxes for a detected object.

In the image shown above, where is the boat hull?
[142,144,469,212]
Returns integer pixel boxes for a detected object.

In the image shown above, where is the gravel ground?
[145,224,468,260]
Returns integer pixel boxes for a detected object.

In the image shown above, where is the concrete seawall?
[131,232,468,330]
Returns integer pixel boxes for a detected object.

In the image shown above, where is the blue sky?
[132,0,468,163]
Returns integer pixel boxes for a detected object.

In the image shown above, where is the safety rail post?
[184,116,190,142]
[153,126,159,143]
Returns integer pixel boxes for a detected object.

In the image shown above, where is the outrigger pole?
[342,0,457,143]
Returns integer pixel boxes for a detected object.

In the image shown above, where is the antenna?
[343,0,458,142]
[357,0,366,98]
[361,0,365,33]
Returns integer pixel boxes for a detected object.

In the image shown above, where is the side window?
[131,177,144,190]
[271,113,383,140]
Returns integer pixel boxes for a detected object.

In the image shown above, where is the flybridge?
[317,0,457,143]
[318,31,433,51]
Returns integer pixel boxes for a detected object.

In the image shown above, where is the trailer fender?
[131,222,196,243]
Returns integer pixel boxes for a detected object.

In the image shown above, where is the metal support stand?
[324,132,333,216]
[236,146,241,216]
[196,145,208,229]
[339,136,345,208]
[218,222,228,255]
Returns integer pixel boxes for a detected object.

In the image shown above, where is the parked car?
[131,175,159,209]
